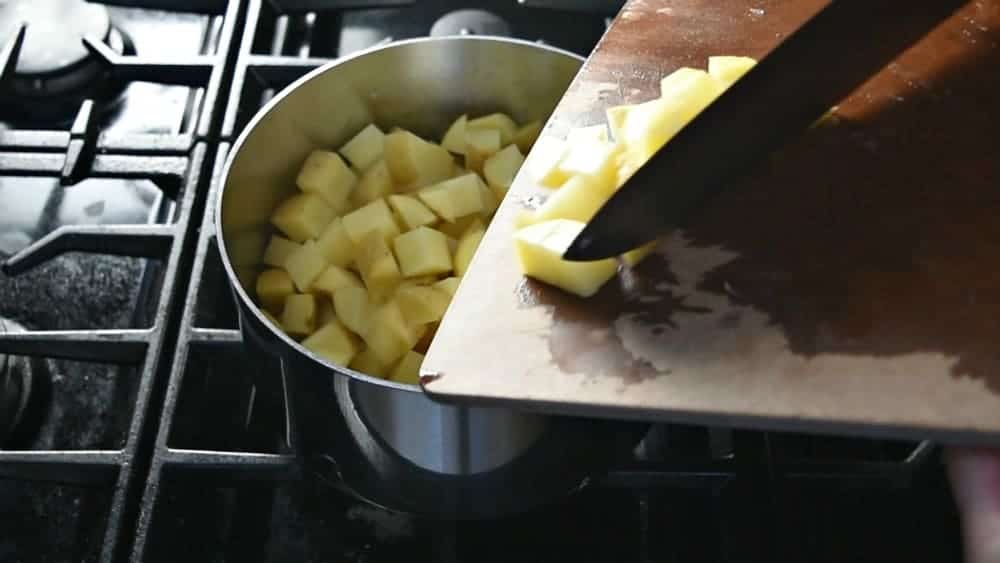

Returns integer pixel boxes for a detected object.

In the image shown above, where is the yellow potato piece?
[283,239,328,292]
[624,70,721,162]
[605,104,634,143]
[556,139,620,187]
[434,276,461,297]
[302,318,360,366]
[396,284,451,325]
[387,194,437,231]
[384,129,454,187]
[314,217,355,267]
[519,173,616,226]
[310,265,362,298]
[281,293,317,337]
[478,178,498,219]
[393,226,453,278]
[454,222,485,277]
[355,231,402,303]
[351,160,394,207]
[441,114,467,155]
[464,128,501,174]
[707,55,757,87]
[389,350,424,385]
[341,198,401,244]
[418,174,484,222]
[270,193,335,242]
[483,143,524,199]
[350,347,390,378]
[436,215,482,239]
[316,297,337,326]
[256,268,294,312]
[514,219,618,298]
[362,300,413,365]
[262,235,301,268]
[526,136,570,188]
[513,120,543,154]
[566,124,609,144]
[296,149,357,210]
[333,285,370,336]
[339,124,385,171]
[467,113,518,145]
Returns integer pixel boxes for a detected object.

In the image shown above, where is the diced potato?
[270,193,335,242]
[281,293,317,337]
[624,71,721,162]
[478,179,498,219]
[392,226,452,278]
[283,239,328,292]
[317,297,337,326]
[441,114,467,155]
[659,67,714,99]
[555,139,620,188]
[464,128,502,174]
[396,284,451,324]
[707,55,757,86]
[622,239,660,266]
[228,230,267,266]
[339,124,385,171]
[384,130,454,187]
[362,300,413,365]
[342,198,401,244]
[434,276,461,297]
[262,235,301,268]
[355,231,402,303]
[296,150,357,210]
[526,136,569,188]
[483,144,524,199]
[311,264,362,297]
[467,113,518,145]
[418,174,484,222]
[389,350,424,385]
[453,222,485,277]
[605,104,634,143]
[256,268,294,312]
[350,347,390,378]
[302,318,360,365]
[315,217,355,267]
[387,194,437,230]
[513,120,543,154]
[333,285,370,336]
[567,124,610,144]
[437,215,482,239]
[514,219,618,298]
[519,174,616,226]
[351,160,394,206]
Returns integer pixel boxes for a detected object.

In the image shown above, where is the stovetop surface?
[0,1,964,562]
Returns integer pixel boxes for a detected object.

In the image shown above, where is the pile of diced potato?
[255,113,541,384]
[513,56,758,298]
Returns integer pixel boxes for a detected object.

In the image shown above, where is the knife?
[562,0,965,262]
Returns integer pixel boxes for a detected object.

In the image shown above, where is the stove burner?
[0,318,34,447]
[0,0,134,125]
[429,10,512,38]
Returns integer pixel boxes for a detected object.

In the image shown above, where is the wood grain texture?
[422,0,1000,443]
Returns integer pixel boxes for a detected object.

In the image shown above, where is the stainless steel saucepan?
[216,36,646,519]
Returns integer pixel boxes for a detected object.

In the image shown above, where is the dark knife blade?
[563,0,964,262]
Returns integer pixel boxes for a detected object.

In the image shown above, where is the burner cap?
[0,0,111,76]
[430,10,512,38]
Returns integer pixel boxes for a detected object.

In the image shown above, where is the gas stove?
[0,1,963,562]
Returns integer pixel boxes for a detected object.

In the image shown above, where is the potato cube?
[270,193,336,242]
[362,300,413,365]
[351,160,394,207]
[454,222,486,277]
[514,219,618,298]
[418,174,484,222]
[311,264,362,297]
[389,350,424,385]
[513,120,543,154]
[262,235,301,268]
[256,268,294,312]
[350,347,390,378]
[283,240,328,292]
[342,198,401,244]
[483,144,524,199]
[339,124,385,171]
[478,178,498,219]
[315,217,355,267]
[468,113,518,145]
[622,239,660,266]
[526,136,569,188]
[384,130,454,187]
[605,104,634,143]
[392,226,452,278]
[296,150,357,210]
[281,293,317,337]
[441,114,467,155]
[623,73,721,162]
[434,276,461,297]
[567,124,610,144]
[464,128,502,174]
[333,285,370,336]
[316,297,337,326]
[355,231,402,303]
[436,215,482,239]
[659,67,715,100]
[556,139,620,187]
[707,55,757,87]
[228,230,267,266]
[387,194,437,230]
[519,174,616,226]
[302,319,360,365]
[396,284,451,325]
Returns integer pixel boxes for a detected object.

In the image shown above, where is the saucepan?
[216,36,647,519]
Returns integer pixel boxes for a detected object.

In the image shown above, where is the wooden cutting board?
[422,0,1000,444]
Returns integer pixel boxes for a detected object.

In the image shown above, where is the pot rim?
[215,35,584,394]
